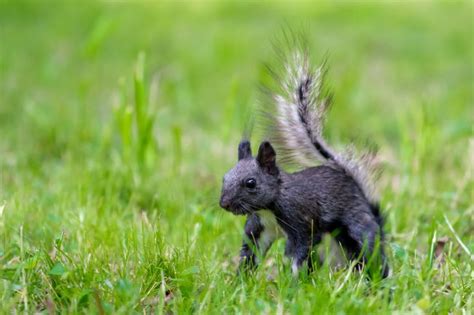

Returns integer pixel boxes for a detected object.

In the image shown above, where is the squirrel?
[219,39,389,278]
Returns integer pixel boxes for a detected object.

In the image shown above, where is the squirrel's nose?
[220,196,230,209]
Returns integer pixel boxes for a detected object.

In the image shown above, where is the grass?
[0,1,473,313]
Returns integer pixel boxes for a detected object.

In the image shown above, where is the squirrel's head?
[219,140,280,215]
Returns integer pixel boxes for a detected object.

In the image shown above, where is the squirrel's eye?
[245,178,257,189]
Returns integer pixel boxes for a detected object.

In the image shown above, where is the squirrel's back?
[281,165,373,216]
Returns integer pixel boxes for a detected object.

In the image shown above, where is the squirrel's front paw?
[236,255,257,276]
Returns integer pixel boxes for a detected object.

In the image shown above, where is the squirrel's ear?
[238,140,252,160]
[257,141,278,175]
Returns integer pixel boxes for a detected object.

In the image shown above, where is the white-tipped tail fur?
[266,49,379,204]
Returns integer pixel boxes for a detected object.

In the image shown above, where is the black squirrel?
[219,42,389,278]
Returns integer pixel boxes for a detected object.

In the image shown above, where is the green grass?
[1,1,473,313]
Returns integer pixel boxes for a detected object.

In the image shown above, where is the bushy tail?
[263,43,379,205]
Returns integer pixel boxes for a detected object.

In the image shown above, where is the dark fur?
[220,141,389,278]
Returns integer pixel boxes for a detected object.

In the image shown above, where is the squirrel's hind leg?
[339,216,389,279]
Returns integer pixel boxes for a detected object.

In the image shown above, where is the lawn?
[0,1,472,314]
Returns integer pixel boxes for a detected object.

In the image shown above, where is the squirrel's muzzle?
[219,196,231,210]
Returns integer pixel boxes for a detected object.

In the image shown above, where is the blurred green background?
[0,1,472,313]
